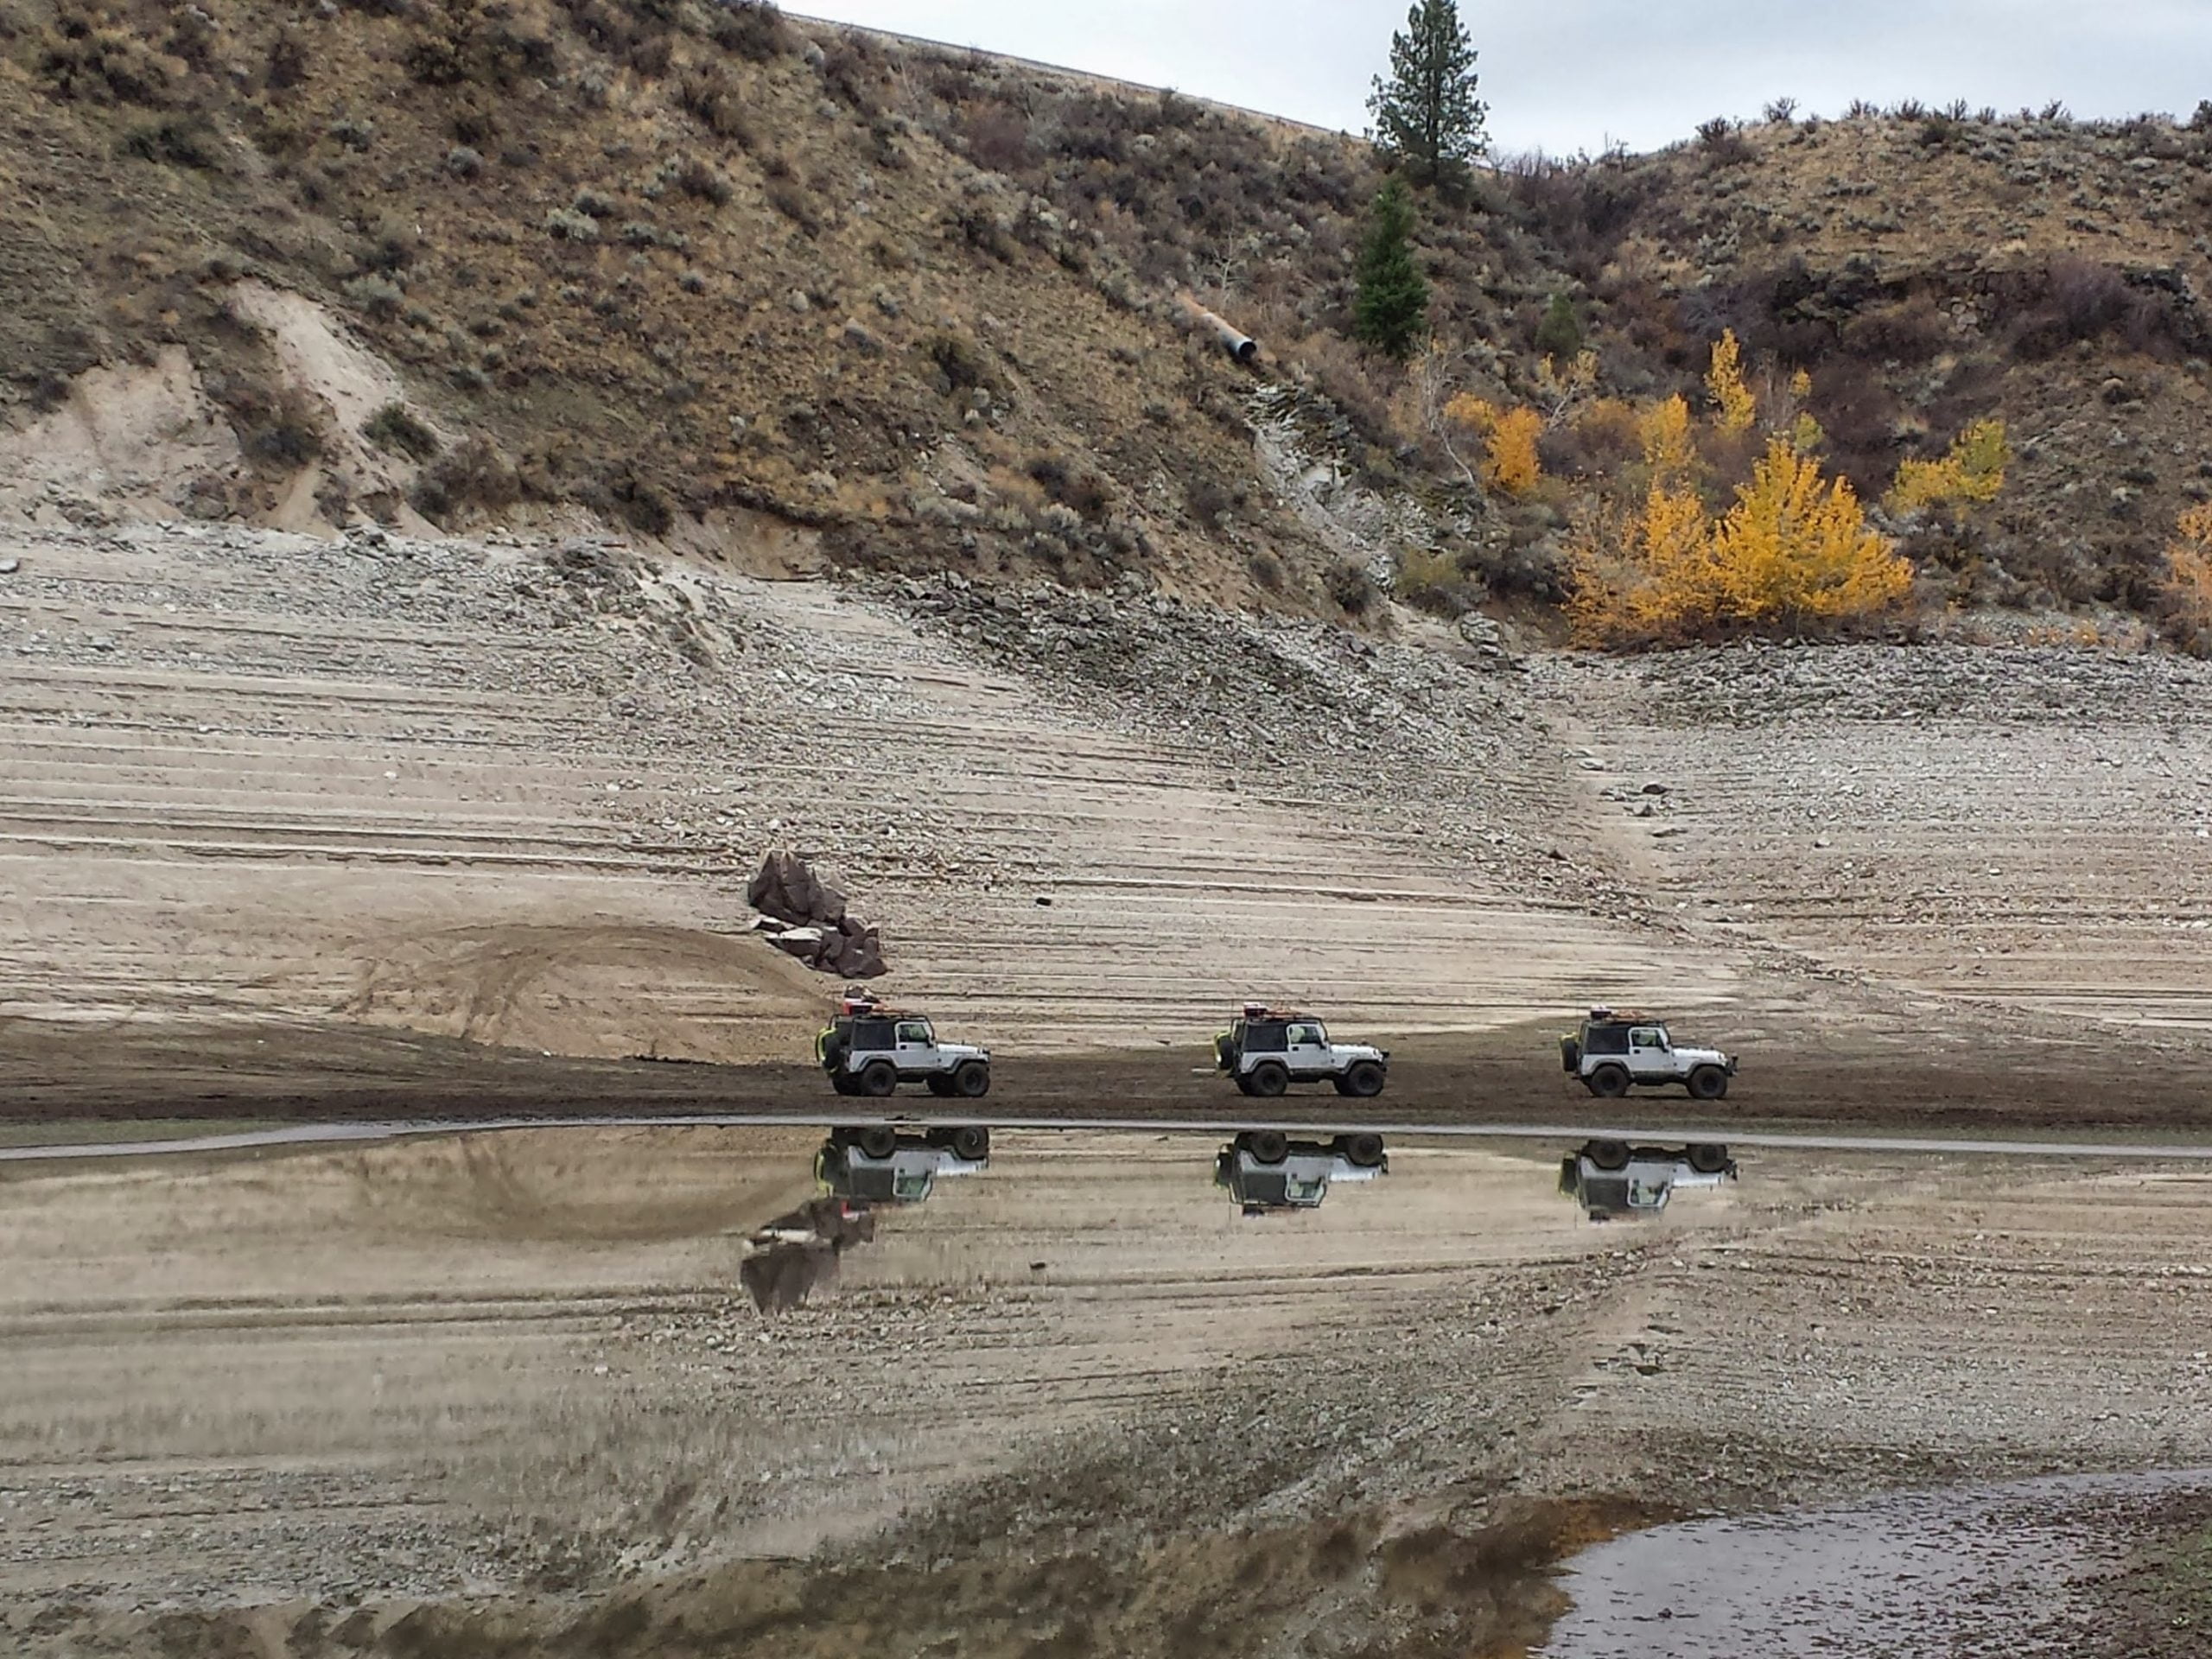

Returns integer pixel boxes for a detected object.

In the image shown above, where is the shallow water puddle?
[1535,1468,2212,1657]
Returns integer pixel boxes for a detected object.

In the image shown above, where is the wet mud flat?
[1537,1469,2212,1658]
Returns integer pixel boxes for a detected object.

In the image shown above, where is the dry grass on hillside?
[3,2,2211,632]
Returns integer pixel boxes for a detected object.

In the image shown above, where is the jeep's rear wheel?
[858,1061,898,1097]
[1687,1142,1731,1174]
[952,1060,990,1098]
[1586,1139,1631,1172]
[925,1076,954,1097]
[1246,1129,1289,1165]
[1688,1065,1728,1101]
[951,1125,991,1161]
[1341,1133,1385,1168]
[1337,1060,1386,1098]
[1587,1065,1631,1098]
[1247,1062,1289,1098]
[857,1126,899,1160]
[830,1071,858,1096]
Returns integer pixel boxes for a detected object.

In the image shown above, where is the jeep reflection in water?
[1214,1130,1388,1213]
[1560,1140,1736,1221]
[816,1127,991,1205]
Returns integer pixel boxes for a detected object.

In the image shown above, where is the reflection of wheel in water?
[1341,1133,1385,1167]
[1687,1143,1731,1174]
[950,1125,990,1161]
[1246,1129,1289,1164]
[857,1126,898,1160]
[1586,1139,1631,1171]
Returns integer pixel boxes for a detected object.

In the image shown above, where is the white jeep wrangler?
[1214,1004,1389,1097]
[1215,1130,1388,1213]
[817,994,990,1097]
[1560,1007,1738,1100]
[1559,1140,1736,1221]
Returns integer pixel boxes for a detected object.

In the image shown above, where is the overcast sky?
[794,2,2212,156]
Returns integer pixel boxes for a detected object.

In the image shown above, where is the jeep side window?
[1630,1027,1666,1050]
[1248,1024,1287,1053]
[896,1020,931,1046]
[855,1019,893,1048]
[1287,1024,1317,1046]
[1586,1025,1630,1056]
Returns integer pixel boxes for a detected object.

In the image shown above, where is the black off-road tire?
[1341,1133,1386,1168]
[925,1076,954,1097]
[1247,1062,1289,1098]
[1687,1143,1731,1174]
[952,1060,990,1099]
[830,1071,858,1096]
[1336,1060,1386,1099]
[1586,1139,1631,1172]
[951,1125,991,1161]
[1587,1065,1631,1098]
[1688,1066,1729,1101]
[1246,1129,1289,1165]
[857,1125,899,1160]
[858,1061,898,1098]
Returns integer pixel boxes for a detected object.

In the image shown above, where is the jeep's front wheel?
[1247,1062,1288,1098]
[1336,1060,1386,1099]
[858,1061,899,1097]
[952,1060,990,1098]
[1687,1142,1731,1174]
[951,1125,991,1160]
[1587,1065,1631,1098]
[1688,1065,1728,1101]
[1341,1132,1385,1168]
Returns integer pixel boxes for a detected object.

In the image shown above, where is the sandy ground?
[1,1126,2208,1656]
[0,522,1738,1065]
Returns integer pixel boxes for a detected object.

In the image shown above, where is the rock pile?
[747,850,887,977]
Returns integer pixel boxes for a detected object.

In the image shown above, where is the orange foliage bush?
[1704,329,1757,435]
[2164,504,2212,653]
[1568,439,1910,644]
[1890,418,2009,514]
[1443,395,1544,496]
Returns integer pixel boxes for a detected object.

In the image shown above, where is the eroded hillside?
[3,1,2211,627]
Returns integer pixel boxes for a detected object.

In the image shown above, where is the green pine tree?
[1367,0,1488,190]
[1353,178,1429,360]
[1535,291,1584,360]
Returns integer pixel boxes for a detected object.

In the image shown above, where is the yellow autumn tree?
[1891,418,2010,513]
[1711,439,1912,625]
[1705,329,1757,435]
[1637,394,1698,487]
[1568,439,1911,644]
[1443,395,1545,496]
[2164,504,2212,653]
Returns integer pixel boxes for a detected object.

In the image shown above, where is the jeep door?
[894,1019,940,1076]
[1283,1021,1332,1077]
[1627,1026,1675,1082]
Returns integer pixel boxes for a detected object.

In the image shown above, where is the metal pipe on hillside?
[1178,294,1259,364]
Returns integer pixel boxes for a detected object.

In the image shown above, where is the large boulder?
[747,850,848,928]
[746,850,887,977]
